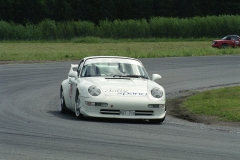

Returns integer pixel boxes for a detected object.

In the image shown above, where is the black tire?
[60,89,68,113]
[221,44,228,49]
[74,92,84,119]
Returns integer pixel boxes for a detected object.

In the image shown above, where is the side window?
[77,60,84,77]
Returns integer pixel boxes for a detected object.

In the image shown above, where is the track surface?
[0,56,240,160]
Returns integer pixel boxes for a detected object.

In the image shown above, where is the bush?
[1,15,240,40]
[37,19,57,40]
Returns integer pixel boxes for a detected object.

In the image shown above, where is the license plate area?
[120,110,135,116]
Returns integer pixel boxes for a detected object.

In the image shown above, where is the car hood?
[88,77,149,96]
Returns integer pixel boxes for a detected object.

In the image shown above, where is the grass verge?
[1,40,240,61]
[180,86,240,122]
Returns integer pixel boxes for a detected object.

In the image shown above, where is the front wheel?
[75,93,84,119]
[60,90,68,113]
[221,44,228,49]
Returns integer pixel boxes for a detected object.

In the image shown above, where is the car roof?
[83,56,139,61]
[226,35,239,37]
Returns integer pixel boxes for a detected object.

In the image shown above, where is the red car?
[211,35,240,48]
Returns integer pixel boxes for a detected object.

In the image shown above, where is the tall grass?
[1,15,240,40]
[1,41,240,61]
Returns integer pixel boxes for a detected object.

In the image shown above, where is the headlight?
[151,87,163,98]
[88,85,101,96]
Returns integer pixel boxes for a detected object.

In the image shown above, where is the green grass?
[1,39,240,61]
[181,86,240,122]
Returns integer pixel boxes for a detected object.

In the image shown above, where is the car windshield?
[222,36,231,40]
[81,58,149,79]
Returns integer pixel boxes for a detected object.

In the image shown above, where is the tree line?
[0,0,240,25]
[1,15,240,40]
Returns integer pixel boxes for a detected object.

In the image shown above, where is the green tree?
[54,0,72,21]
[115,0,153,20]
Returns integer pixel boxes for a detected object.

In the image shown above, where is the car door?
[233,36,240,46]
[69,60,84,109]
[231,36,239,47]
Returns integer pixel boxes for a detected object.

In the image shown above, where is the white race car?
[60,56,166,123]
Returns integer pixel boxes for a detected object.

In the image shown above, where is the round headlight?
[88,85,101,96]
[151,87,163,98]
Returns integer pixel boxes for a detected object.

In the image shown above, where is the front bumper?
[79,96,166,119]
[211,44,220,48]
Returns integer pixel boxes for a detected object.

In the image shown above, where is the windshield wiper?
[113,74,148,79]
[113,75,124,77]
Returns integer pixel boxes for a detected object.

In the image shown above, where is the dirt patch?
[0,61,17,65]
[0,60,62,65]
[167,94,240,127]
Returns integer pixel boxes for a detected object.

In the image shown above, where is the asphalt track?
[0,55,240,160]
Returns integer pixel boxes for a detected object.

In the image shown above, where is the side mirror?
[68,71,77,78]
[152,74,162,82]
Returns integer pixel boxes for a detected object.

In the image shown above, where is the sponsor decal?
[105,89,147,96]
[105,89,128,93]
[118,92,147,96]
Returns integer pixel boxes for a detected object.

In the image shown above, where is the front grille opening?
[135,110,153,116]
[100,109,120,115]
[100,109,154,116]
